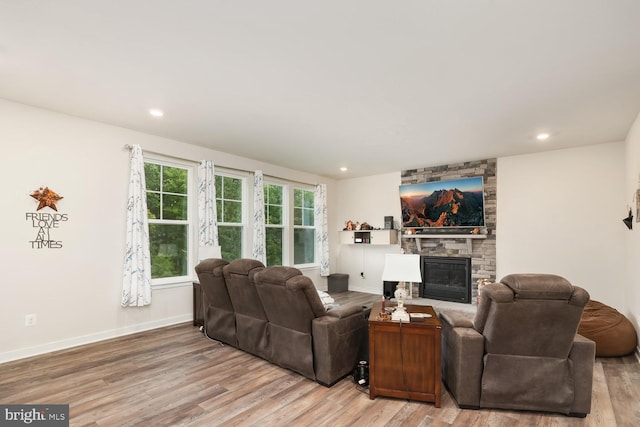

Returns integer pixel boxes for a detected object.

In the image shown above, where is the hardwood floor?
[1,292,638,426]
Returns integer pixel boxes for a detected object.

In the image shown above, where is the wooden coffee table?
[368,302,441,407]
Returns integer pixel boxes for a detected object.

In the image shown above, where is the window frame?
[143,156,197,288]
[264,179,289,266]
[292,186,317,268]
[215,168,249,262]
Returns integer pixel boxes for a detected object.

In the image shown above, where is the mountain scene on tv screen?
[401,188,484,228]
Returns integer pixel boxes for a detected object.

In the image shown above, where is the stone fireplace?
[420,256,472,303]
[402,159,497,303]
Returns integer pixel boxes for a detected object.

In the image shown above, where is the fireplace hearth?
[420,256,471,303]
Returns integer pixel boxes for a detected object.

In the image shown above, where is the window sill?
[294,264,320,272]
[151,278,195,290]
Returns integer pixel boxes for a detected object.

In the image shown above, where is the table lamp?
[381,254,422,322]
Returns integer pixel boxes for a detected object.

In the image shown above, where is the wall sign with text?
[26,186,68,249]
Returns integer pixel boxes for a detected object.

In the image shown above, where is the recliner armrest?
[568,334,595,416]
[439,309,474,328]
[326,303,363,319]
[440,312,485,408]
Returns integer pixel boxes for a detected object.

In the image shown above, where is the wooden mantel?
[402,233,487,252]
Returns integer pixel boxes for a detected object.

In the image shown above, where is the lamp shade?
[381,254,422,283]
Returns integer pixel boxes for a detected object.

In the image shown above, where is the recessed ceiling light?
[340,167,348,172]
[148,108,164,118]
[536,133,550,141]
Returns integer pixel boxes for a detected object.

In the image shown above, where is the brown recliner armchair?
[194,258,237,346]
[440,274,595,417]
[253,265,368,386]
[223,259,269,360]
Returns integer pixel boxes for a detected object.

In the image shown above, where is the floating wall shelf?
[339,229,399,245]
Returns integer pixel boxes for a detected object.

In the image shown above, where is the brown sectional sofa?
[195,258,368,386]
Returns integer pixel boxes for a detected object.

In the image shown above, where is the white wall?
[0,99,334,362]
[496,142,626,309]
[624,111,640,338]
[332,172,402,293]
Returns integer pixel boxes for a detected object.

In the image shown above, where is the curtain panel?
[198,160,219,248]
[252,170,266,264]
[122,144,152,307]
[315,183,330,276]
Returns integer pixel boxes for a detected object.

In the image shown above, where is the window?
[216,173,245,261]
[145,161,191,280]
[293,187,315,265]
[264,183,285,266]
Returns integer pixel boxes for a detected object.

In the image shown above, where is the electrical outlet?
[360,272,365,279]
[25,313,37,327]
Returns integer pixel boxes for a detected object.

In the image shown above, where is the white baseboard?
[0,314,192,364]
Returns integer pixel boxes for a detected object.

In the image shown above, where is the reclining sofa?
[195,258,368,386]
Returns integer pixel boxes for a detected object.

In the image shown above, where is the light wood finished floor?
[1,292,638,426]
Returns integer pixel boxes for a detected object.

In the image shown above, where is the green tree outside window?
[293,188,315,265]
[265,184,284,265]
[145,162,189,279]
[216,174,243,261]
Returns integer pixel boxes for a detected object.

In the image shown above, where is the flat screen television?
[400,176,485,231]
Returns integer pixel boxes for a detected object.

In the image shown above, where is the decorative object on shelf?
[30,186,63,211]
[384,216,394,230]
[622,207,633,230]
[381,254,422,322]
[360,222,373,230]
[344,220,358,230]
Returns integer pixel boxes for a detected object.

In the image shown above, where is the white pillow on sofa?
[317,290,337,310]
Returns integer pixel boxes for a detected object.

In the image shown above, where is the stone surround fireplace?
[401,159,497,303]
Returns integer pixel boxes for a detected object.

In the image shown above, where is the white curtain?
[198,160,219,248]
[122,144,152,307]
[315,183,330,276]
[252,170,266,264]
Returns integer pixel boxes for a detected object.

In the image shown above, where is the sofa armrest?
[326,303,362,319]
[440,313,485,408]
[568,334,595,416]
[312,310,367,386]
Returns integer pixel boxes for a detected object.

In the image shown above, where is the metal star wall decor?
[30,186,63,211]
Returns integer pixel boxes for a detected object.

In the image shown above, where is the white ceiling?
[1,1,639,179]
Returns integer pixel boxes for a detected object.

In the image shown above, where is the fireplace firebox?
[420,256,471,303]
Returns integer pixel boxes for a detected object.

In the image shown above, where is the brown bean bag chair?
[578,300,637,357]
